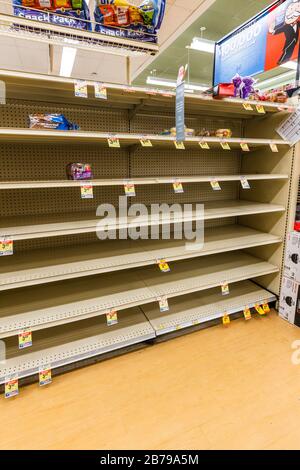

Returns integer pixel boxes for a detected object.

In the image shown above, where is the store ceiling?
[0,0,295,87]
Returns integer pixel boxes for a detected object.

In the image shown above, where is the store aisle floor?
[1,311,300,450]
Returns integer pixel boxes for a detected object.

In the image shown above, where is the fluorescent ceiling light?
[280,61,297,70]
[59,0,89,77]
[60,46,77,77]
[258,70,295,90]
[146,76,209,92]
[189,37,215,53]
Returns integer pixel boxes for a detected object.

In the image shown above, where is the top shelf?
[0,70,296,118]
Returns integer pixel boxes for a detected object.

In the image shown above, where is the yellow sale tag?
[174,141,185,150]
[256,104,266,114]
[222,314,231,326]
[210,179,221,191]
[243,103,254,111]
[240,142,250,152]
[39,366,52,386]
[173,181,184,194]
[140,138,152,147]
[106,310,118,326]
[221,282,230,296]
[5,376,19,399]
[124,182,136,197]
[157,259,170,273]
[255,304,266,316]
[199,141,210,150]
[0,239,13,256]
[108,137,120,148]
[270,143,279,153]
[74,80,88,98]
[221,142,231,150]
[80,184,93,199]
[263,303,270,314]
[243,307,252,321]
[94,83,107,100]
[158,297,169,313]
[18,329,32,349]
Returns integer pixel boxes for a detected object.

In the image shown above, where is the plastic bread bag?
[94,0,166,43]
[29,114,79,130]
[13,0,91,30]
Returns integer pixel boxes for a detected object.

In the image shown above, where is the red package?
[213,83,235,99]
[99,5,117,26]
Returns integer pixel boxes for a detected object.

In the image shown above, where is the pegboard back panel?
[0,99,129,133]
[130,148,240,178]
[0,143,129,181]
[130,112,243,137]
[12,218,236,253]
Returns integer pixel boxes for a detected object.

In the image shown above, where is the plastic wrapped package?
[66,163,93,180]
[29,114,79,130]
[13,0,91,30]
[94,0,166,43]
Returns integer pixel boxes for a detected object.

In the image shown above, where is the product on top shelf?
[197,128,233,138]
[12,0,91,30]
[94,0,166,43]
[232,74,256,100]
[161,126,195,137]
[213,83,235,99]
[29,114,79,130]
[66,163,93,180]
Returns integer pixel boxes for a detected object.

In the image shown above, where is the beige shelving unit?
[0,70,297,388]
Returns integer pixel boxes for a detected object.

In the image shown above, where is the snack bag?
[13,0,91,30]
[94,0,166,43]
[66,163,93,180]
[29,114,79,130]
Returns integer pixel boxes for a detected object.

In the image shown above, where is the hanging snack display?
[29,114,79,130]
[94,0,166,42]
[13,0,91,30]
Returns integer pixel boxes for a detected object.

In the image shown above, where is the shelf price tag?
[256,104,266,114]
[94,83,107,100]
[222,313,231,326]
[18,329,32,350]
[270,143,279,153]
[106,309,118,326]
[157,259,170,273]
[80,184,94,199]
[124,181,136,197]
[140,137,152,147]
[263,302,271,314]
[210,179,221,191]
[220,142,231,150]
[0,238,13,256]
[221,282,230,296]
[39,366,52,387]
[108,136,120,148]
[5,376,19,399]
[241,177,251,190]
[174,141,185,150]
[173,180,184,194]
[199,141,210,150]
[74,80,88,98]
[243,103,254,111]
[158,297,169,313]
[240,142,250,152]
[243,307,252,321]
[254,304,266,316]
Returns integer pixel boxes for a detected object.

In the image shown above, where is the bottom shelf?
[0,308,155,383]
[0,280,276,384]
[141,281,276,335]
